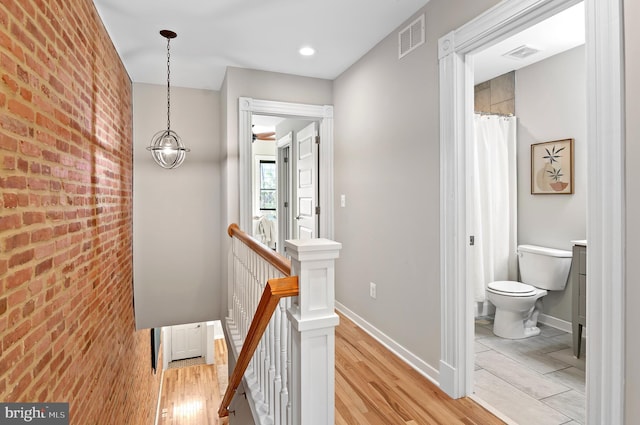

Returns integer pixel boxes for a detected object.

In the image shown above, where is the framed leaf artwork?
[531,138,574,194]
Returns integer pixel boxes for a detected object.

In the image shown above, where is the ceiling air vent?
[503,45,541,60]
[398,14,425,59]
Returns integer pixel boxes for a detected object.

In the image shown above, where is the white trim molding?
[238,97,335,239]
[438,1,625,424]
[585,0,625,423]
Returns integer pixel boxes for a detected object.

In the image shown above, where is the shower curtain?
[471,114,518,302]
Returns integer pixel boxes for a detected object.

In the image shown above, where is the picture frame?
[531,138,574,194]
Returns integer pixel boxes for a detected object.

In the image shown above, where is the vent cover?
[398,15,425,59]
[503,45,541,60]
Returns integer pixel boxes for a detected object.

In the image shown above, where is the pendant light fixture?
[147,30,189,169]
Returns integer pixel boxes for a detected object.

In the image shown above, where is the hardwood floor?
[158,339,228,425]
[158,316,502,425]
[335,313,504,425]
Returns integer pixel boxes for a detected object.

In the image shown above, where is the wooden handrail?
[228,223,291,276]
[218,275,299,418]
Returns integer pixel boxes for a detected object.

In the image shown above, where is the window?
[259,160,276,210]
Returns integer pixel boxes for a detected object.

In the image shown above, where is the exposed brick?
[2,73,19,93]
[8,98,35,121]
[2,176,26,189]
[8,249,34,267]
[4,232,30,250]
[22,299,35,317]
[34,242,54,259]
[0,0,159,421]
[5,268,32,289]
[20,140,41,157]
[16,157,28,173]
[3,320,31,349]
[0,345,23,375]
[31,227,53,242]
[0,213,20,231]
[3,192,18,208]
[22,211,45,224]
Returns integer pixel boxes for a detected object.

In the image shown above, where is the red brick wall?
[0,0,162,423]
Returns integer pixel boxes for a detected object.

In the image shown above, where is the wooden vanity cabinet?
[571,244,586,358]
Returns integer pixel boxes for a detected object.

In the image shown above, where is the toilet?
[486,245,572,339]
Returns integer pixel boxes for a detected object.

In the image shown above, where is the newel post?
[285,238,342,425]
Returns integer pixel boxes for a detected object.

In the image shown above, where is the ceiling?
[92,0,430,91]
[93,1,585,93]
[473,2,585,84]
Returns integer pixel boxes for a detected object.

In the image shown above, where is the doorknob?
[296,216,302,220]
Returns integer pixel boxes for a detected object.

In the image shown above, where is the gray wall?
[625,0,640,421]
[133,83,222,329]
[333,0,500,369]
[515,45,587,322]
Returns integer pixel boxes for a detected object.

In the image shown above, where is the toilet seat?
[487,280,537,297]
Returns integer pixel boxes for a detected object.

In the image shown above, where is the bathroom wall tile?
[475,87,491,113]
[490,99,515,115]
[490,71,516,105]
[542,390,586,424]
[474,369,571,425]
[476,350,570,399]
[545,366,585,394]
[475,81,491,91]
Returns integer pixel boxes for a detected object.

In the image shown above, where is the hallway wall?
[333,0,501,374]
[0,0,161,422]
[133,83,222,329]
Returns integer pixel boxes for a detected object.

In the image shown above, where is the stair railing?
[220,224,341,425]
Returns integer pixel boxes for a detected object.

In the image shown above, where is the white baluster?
[272,299,282,422]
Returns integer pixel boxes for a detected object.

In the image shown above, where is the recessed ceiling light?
[299,46,315,56]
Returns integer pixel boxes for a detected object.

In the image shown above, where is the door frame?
[277,132,293,252]
[438,0,625,423]
[239,97,334,239]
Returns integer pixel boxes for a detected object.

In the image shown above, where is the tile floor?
[474,318,585,425]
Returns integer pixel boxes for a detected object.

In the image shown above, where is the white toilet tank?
[518,245,572,290]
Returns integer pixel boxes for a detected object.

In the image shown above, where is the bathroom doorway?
[438,0,625,424]
[470,4,587,423]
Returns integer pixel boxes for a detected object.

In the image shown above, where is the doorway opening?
[238,98,335,245]
[250,114,320,253]
[469,3,586,423]
[438,0,625,424]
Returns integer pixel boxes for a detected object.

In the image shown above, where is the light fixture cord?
[166,36,171,132]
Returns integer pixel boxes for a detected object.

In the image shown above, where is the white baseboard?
[538,313,572,334]
[335,302,440,386]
